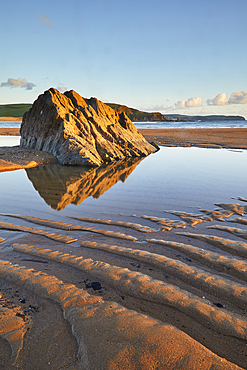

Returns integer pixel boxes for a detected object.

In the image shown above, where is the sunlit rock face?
[20,88,156,166]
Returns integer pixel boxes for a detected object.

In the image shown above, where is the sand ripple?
[1,201,247,368]
[0,294,31,366]
[0,260,242,370]
[80,240,247,308]
[11,243,247,341]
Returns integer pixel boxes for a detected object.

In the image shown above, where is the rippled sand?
[0,201,247,369]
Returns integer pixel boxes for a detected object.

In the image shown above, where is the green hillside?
[0,103,32,117]
[107,103,166,122]
[1,102,245,122]
[107,104,245,122]
[1,102,165,121]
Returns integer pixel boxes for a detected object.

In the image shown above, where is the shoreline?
[1,127,247,150]
[0,127,247,172]
[139,127,247,150]
[0,145,58,172]
[0,117,22,121]
[0,127,20,135]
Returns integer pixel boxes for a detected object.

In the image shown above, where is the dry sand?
[0,127,247,368]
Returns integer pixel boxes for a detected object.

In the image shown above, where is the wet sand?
[0,128,20,136]
[0,117,22,121]
[139,127,247,149]
[0,146,57,172]
[1,204,247,368]
[0,127,247,172]
[1,126,247,148]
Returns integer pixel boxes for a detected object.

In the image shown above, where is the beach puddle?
[25,157,143,210]
[0,136,20,147]
[0,146,247,218]
[1,144,247,368]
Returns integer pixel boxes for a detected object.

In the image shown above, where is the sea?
[134,120,247,129]
[0,120,21,128]
[1,119,247,130]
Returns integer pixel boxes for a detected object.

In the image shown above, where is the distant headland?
[0,103,31,119]
[107,103,245,122]
[0,102,245,122]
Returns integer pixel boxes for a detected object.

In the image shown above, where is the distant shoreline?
[0,128,20,135]
[1,127,247,150]
[0,117,22,121]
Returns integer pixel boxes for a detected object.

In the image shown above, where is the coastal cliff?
[107,103,166,122]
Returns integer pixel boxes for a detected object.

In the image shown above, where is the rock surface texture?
[20,88,156,166]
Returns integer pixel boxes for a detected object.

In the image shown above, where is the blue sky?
[1,0,247,118]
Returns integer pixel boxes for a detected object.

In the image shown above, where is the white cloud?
[207,91,247,106]
[206,93,228,106]
[195,108,209,115]
[0,77,35,90]
[228,91,247,104]
[145,104,175,112]
[175,100,186,109]
[57,85,67,93]
[175,97,202,109]
[146,104,169,111]
[144,90,247,114]
[39,15,52,28]
[145,98,202,112]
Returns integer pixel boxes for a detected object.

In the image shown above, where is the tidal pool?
[0,140,246,223]
[0,135,20,147]
[1,139,247,369]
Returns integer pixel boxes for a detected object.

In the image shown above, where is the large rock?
[20,88,156,166]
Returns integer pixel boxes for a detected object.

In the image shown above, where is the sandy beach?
[139,128,247,149]
[0,128,20,135]
[0,127,246,171]
[0,126,247,368]
[1,126,247,148]
[0,146,58,172]
[0,117,22,121]
[1,198,247,369]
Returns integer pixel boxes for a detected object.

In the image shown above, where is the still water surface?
[0,136,246,223]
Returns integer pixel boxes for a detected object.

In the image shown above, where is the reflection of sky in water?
[0,144,246,222]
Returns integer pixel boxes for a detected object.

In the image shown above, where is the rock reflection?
[25,157,143,210]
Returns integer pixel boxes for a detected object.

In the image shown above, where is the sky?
[1,0,247,118]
